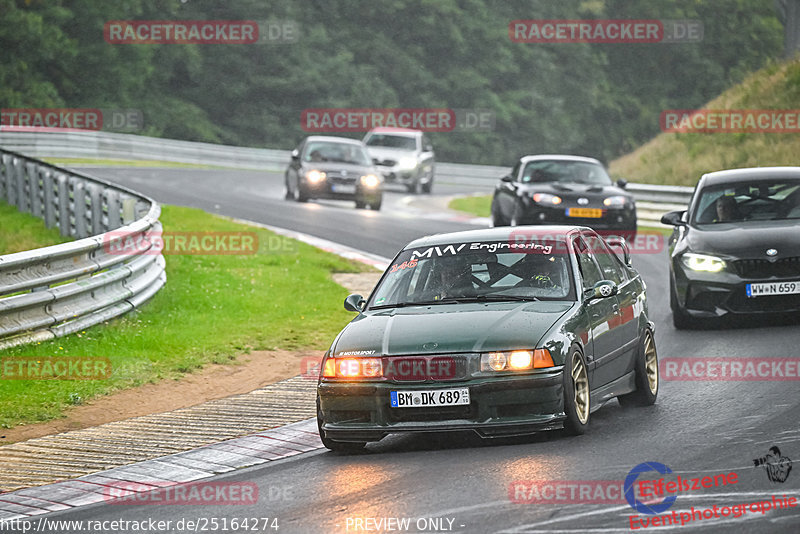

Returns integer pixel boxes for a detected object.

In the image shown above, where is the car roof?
[519,154,603,165]
[366,128,422,136]
[698,166,800,188]
[404,226,587,249]
[304,135,364,145]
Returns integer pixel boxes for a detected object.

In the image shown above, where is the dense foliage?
[1,0,784,164]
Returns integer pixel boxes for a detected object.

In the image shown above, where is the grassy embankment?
[0,203,372,430]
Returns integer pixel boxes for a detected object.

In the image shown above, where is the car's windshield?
[369,241,574,309]
[303,141,371,165]
[521,161,611,186]
[693,179,800,224]
[365,134,417,151]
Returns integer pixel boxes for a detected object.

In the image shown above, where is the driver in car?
[430,256,474,300]
[715,195,739,222]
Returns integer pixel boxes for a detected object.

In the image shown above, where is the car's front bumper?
[516,203,637,231]
[375,165,417,183]
[317,370,566,442]
[303,180,381,202]
[673,262,800,317]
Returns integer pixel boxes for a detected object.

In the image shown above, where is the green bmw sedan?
[317,226,659,452]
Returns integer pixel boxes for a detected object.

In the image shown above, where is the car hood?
[687,221,800,259]
[364,146,417,161]
[332,301,574,356]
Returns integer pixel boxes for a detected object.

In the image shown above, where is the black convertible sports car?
[491,155,637,237]
[661,166,800,329]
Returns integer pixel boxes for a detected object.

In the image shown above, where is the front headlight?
[322,357,382,378]
[398,156,417,170]
[360,174,380,188]
[681,253,726,273]
[603,195,627,207]
[306,170,326,183]
[480,349,555,372]
[532,193,562,205]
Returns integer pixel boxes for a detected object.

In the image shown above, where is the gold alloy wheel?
[572,352,589,424]
[644,331,659,394]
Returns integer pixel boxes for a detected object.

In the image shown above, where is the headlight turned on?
[532,193,562,205]
[306,170,326,183]
[480,349,554,372]
[323,357,382,378]
[603,195,627,207]
[360,174,380,188]
[681,252,726,273]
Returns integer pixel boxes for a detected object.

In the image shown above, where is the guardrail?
[0,129,694,225]
[0,148,166,350]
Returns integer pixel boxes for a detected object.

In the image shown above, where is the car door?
[495,159,522,219]
[583,232,639,379]
[573,235,624,387]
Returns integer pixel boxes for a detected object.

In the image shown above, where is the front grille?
[379,159,397,167]
[726,292,800,313]
[327,174,357,184]
[382,355,469,382]
[733,257,800,279]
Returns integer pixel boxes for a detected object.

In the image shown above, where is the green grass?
[0,201,73,254]
[0,205,373,432]
[609,58,800,186]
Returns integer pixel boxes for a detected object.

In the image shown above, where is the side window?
[573,237,603,288]
[585,235,625,285]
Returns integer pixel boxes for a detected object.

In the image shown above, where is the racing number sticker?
[390,259,418,272]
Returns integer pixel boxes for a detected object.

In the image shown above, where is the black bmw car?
[285,136,383,210]
[661,167,800,329]
[491,155,636,237]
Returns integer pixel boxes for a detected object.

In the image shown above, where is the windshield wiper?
[472,294,539,302]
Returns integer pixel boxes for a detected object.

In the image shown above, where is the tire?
[369,198,382,211]
[422,173,434,194]
[284,181,293,200]
[563,346,590,435]
[407,177,421,194]
[293,182,308,203]
[669,279,692,330]
[355,200,366,209]
[490,197,508,227]
[317,407,366,453]
[618,328,659,407]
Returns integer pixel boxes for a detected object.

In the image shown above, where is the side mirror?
[424,143,433,152]
[661,210,687,226]
[605,236,632,267]
[585,280,618,301]
[616,178,628,189]
[344,294,366,312]
[291,149,300,160]
[500,174,514,183]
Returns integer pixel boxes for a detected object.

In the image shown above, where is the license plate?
[566,208,603,218]
[390,388,470,408]
[331,184,356,194]
[746,281,800,298]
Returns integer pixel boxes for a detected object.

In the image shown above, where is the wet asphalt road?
[34,167,800,533]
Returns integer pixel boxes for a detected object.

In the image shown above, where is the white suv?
[363,128,435,194]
